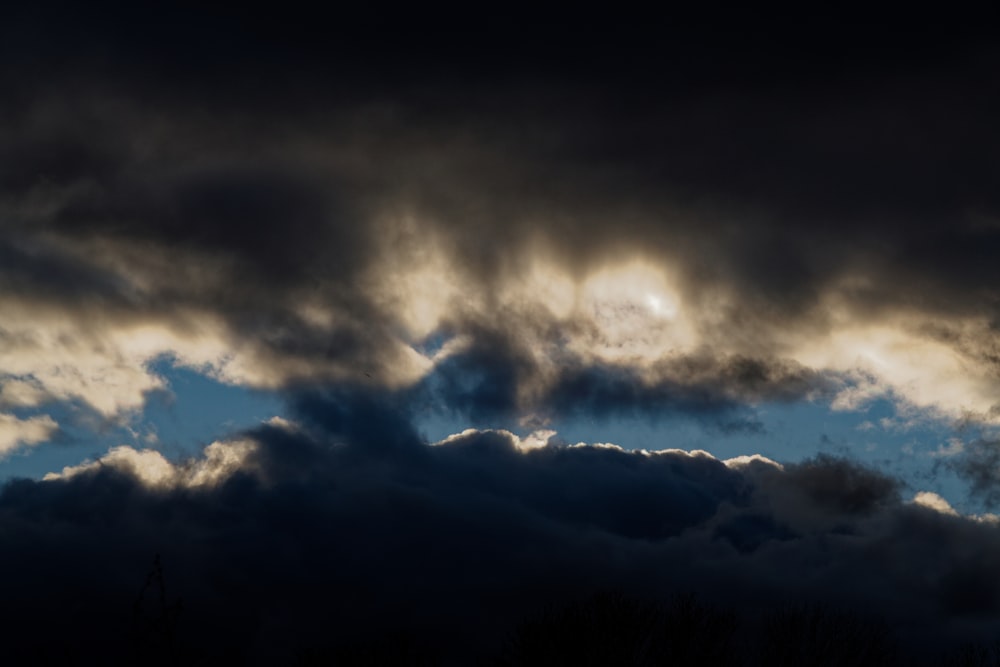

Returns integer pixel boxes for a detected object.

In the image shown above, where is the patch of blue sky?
[0,358,284,481]
[1,398,125,481]
[4,356,988,515]
[413,329,452,358]
[139,357,284,456]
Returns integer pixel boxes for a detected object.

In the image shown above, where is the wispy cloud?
[0,412,57,457]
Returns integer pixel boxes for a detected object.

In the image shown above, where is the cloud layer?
[5,394,1000,663]
[1,19,999,438]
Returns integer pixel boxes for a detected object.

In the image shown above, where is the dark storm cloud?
[4,393,1000,664]
[0,235,135,306]
[1,9,998,417]
[4,11,997,286]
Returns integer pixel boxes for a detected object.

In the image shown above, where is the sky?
[3,6,1000,664]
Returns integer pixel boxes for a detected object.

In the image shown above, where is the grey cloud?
[765,454,902,517]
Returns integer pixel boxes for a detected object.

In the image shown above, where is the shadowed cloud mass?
[10,393,1000,664]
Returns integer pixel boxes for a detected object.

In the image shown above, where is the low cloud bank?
[3,392,1000,664]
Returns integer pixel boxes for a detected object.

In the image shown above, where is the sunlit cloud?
[7,216,1000,439]
[912,491,959,516]
[0,412,58,457]
[44,437,258,488]
[794,318,1000,422]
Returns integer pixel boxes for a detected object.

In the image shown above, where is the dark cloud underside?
[3,395,998,664]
